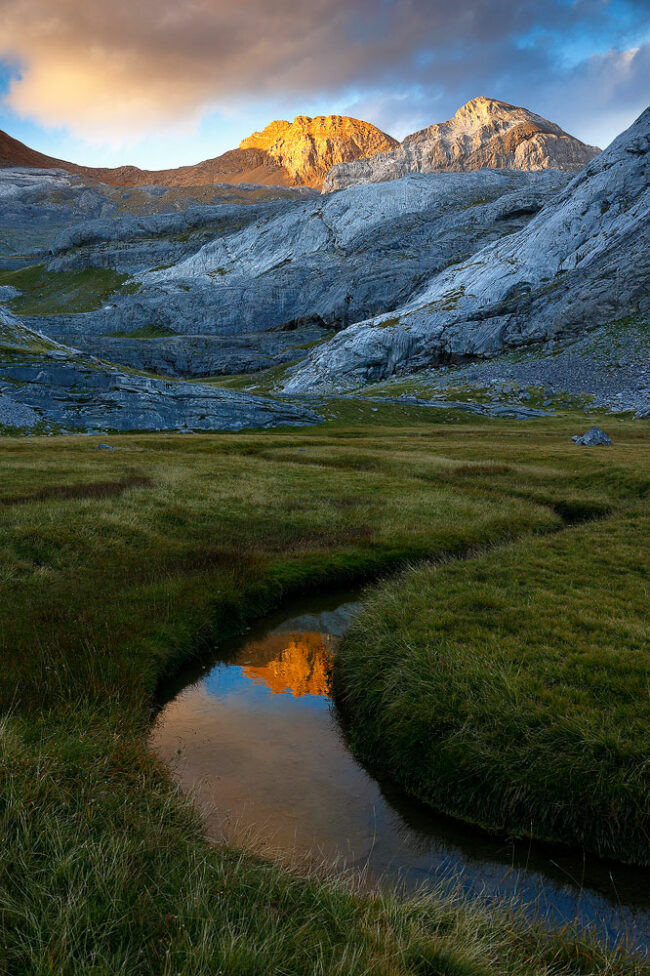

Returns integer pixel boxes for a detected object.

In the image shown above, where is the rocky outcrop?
[0,166,313,261]
[376,320,650,418]
[240,115,398,187]
[0,307,318,432]
[572,426,612,446]
[1,116,397,190]
[323,97,600,191]
[35,170,568,377]
[0,167,117,259]
[284,106,650,393]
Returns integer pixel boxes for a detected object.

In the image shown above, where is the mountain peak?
[1,113,397,190]
[450,96,563,134]
[459,95,511,111]
[240,114,398,186]
[324,98,601,191]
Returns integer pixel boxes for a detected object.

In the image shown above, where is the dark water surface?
[151,591,650,950]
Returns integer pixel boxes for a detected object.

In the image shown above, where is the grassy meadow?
[336,506,650,863]
[0,402,648,974]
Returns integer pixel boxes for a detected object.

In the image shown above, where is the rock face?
[240,116,398,187]
[323,97,600,191]
[285,106,650,393]
[0,165,313,260]
[30,170,568,377]
[0,307,318,432]
[0,167,117,258]
[383,321,650,418]
[1,116,397,190]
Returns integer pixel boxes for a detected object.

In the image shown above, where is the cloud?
[538,43,650,148]
[0,0,648,146]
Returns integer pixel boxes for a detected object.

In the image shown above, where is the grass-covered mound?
[1,407,648,973]
[0,263,137,316]
[336,505,650,866]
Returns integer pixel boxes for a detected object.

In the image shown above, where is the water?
[151,591,650,950]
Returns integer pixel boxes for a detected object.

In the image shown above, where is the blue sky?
[0,0,648,169]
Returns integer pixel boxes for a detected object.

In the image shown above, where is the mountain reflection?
[236,632,335,698]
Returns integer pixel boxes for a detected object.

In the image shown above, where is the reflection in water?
[151,596,650,950]
[240,633,334,698]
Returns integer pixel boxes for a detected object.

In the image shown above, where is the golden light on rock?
[239,115,398,187]
[240,632,334,698]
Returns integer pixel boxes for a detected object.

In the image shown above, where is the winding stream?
[151,590,650,950]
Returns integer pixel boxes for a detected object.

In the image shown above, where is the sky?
[0,0,649,170]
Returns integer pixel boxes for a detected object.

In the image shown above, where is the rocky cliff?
[28,169,567,378]
[0,307,318,432]
[323,97,600,191]
[285,105,649,392]
[1,116,397,190]
[240,115,398,187]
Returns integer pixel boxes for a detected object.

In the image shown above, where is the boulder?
[572,427,612,446]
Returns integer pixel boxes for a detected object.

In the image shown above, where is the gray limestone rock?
[0,307,318,433]
[0,165,313,262]
[284,106,650,394]
[0,167,117,258]
[572,426,612,446]
[0,285,21,301]
[46,199,302,274]
[27,169,568,378]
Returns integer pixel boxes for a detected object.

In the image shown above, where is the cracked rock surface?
[28,169,568,378]
[0,308,318,433]
[285,106,650,397]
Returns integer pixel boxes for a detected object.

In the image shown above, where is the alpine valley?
[2,77,650,976]
[1,96,648,432]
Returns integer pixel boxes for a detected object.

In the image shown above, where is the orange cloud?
[0,0,369,141]
[0,0,648,147]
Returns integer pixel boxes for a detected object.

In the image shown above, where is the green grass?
[201,360,294,393]
[0,264,133,316]
[110,324,178,339]
[0,409,648,973]
[336,500,650,866]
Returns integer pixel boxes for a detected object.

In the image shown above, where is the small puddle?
[151,591,650,949]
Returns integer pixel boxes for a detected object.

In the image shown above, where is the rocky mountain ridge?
[0,116,396,190]
[285,106,650,400]
[1,101,598,193]
[1,102,648,433]
[323,97,600,191]
[12,169,568,379]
